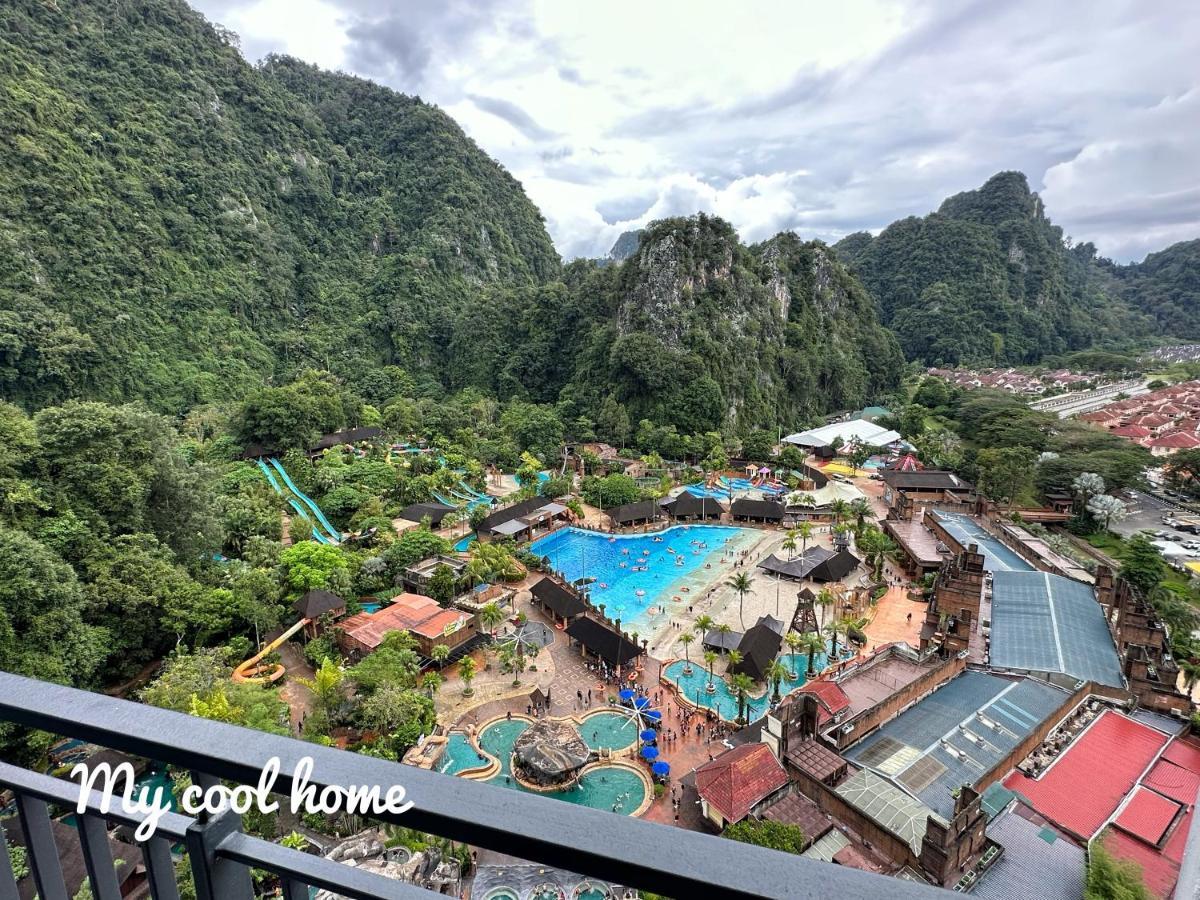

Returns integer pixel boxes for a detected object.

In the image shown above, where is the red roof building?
[338,592,475,658]
[1003,710,1169,840]
[1149,431,1200,456]
[694,743,789,829]
[794,680,852,726]
[1110,425,1153,439]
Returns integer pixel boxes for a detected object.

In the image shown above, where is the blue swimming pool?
[663,651,831,722]
[530,526,759,635]
[442,718,647,815]
[454,533,477,551]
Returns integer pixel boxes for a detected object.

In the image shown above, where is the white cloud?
[189,0,1200,262]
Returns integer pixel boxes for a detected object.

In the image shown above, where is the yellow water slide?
[232,617,311,684]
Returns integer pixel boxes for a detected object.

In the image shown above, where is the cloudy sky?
[190,0,1200,263]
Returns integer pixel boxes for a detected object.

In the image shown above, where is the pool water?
[454,533,477,552]
[530,525,758,636]
[440,731,490,775]
[360,602,382,614]
[580,711,637,751]
[440,718,647,815]
[663,651,831,723]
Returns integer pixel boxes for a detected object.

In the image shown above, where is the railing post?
[184,808,253,900]
[77,813,123,900]
[16,795,69,900]
[0,821,18,900]
[141,836,182,900]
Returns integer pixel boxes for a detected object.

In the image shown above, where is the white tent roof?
[782,419,902,449]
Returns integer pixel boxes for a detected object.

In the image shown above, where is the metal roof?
[971,805,1085,900]
[932,512,1034,572]
[844,672,1067,818]
[835,769,943,856]
[990,570,1124,688]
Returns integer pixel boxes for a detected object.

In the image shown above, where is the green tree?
[459,656,477,696]
[726,571,754,629]
[765,659,789,703]
[1085,843,1151,900]
[427,564,458,606]
[678,631,696,674]
[729,672,756,724]
[723,819,806,854]
[280,541,349,593]
[1120,534,1167,597]
[703,650,718,691]
[360,684,436,755]
[977,446,1038,508]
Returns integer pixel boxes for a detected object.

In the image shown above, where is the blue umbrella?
[640,729,657,742]
[634,696,650,710]
[640,746,659,760]
[652,761,670,776]
[619,688,636,702]
[644,710,662,723]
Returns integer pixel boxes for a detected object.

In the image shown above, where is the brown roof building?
[694,743,789,829]
[338,592,475,659]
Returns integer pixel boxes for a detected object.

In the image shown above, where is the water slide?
[267,458,341,542]
[256,459,332,544]
[434,491,490,511]
[232,617,310,684]
[456,480,492,502]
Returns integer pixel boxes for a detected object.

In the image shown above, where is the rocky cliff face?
[564,215,901,432]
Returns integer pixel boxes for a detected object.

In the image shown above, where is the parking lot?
[1113,489,1200,559]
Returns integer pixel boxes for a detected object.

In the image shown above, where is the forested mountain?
[0,0,558,413]
[0,0,900,435]
[559,217,903,435]
[833,172,1160,365]
[1105,240,1200,340]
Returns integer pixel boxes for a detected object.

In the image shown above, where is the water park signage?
[70,756,413,840]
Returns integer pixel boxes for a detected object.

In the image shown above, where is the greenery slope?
[1106,239,1200,340]
[559,216,904,436]
[834,172,1158,365]
[0,0,558,413]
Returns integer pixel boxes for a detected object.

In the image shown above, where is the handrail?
[0,672,945,899]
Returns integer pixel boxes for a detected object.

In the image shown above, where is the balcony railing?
[0,672,946,899]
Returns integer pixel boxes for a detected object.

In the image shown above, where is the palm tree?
[296,657,345,722]
[829,498,849,526]
[850,497,872,531]
[421,671,443,698]
[729,673,756,725]
[703,650,718,692]
[815,588,835,628]
[716,623,734,656]
[727,649,743,671]
[781,529,798,559]
[824,619,843,661]
[431,644,451,668]
[459,656,477,697]
[726,571,754,629]
[679,632,696,675]
[693,614,714,638]
[796,521,814,558]
[800,632,824,676]
[783,632,804,678]
[479,601,505,637]
[765,659,789,703]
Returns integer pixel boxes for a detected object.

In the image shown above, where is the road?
[1029,379,1149,418]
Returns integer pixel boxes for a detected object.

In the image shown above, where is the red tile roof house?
[694,743,790,831]
[1149,431,1200,457]
[1109,425,1153,440]
[337,592,475,659]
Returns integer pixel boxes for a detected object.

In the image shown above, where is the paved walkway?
[862,585,924,650]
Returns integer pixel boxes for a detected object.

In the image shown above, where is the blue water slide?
[448,488,476,502]
[433,492,465,508]
[258,459,331,543]
[267,458,341,542]
[457,480,491,502]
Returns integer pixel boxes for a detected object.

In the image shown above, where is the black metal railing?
[0,672,946,899]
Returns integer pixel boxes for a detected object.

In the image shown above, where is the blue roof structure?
[935,512,1034,573]
[990,570,1124,688]
[844,672,1067,818]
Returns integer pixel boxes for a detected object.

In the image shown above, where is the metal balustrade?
[0,672,946,899]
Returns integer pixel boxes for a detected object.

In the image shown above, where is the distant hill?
[833,172,1162,366]
[1106,239,1200,340]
